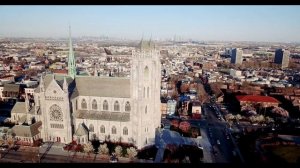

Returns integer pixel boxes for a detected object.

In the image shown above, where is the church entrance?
[57,137,61,142]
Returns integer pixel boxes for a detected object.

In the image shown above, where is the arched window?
[125,102,131,112]
[123,127,128,135]
[145,106,147,114]
[144,66,149,79]
[100,125,105,133]
[81,99,87,109]
[76,99,78,110]
[89,124,94,132]
[92,99,97,110]
[147,87,149,98]
[103,100,108,111]
[112,126,117,134]
[114,101,120,111]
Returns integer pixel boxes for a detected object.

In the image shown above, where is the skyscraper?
[274,49,290,68]
[231,48,243,64]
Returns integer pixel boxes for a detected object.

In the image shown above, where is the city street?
[202,104,240,163]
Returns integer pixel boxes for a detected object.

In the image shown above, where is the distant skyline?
[0,5,300,42]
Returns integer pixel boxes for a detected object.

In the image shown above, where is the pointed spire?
[94,65,98,77]
[68,26,76,79]
[63,76,68,92]
[40,75,44,92]
[149,33,152,42]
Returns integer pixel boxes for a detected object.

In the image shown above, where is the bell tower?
[131,39,161,149]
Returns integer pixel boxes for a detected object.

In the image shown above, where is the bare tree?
[83,142,94,157]
[127,147,137,159]
[114,145,122,157]
[98,143,109,155]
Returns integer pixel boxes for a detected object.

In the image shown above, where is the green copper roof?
[68,26,76,79]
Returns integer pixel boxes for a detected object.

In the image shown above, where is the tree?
[235,114,242,122]
[271,107,289,117]
[114,145,123,157]
[0,139,4,146]
[257,115,265,123]
[180,84,189,93]
[265,116,275,124]
[249,116,257,123]
[171,120,180,128]
[7,137,14,148]
[225,114,235,121]
[127,147,137,159]
[179,121,191,133]
[83,142,94,156]
[191,127,200,138]
[98,143,109,155]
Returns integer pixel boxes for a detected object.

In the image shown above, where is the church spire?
[40,75,44,92]
[68,26,76,78]
[63,76,68,92]
[94,64,98,77]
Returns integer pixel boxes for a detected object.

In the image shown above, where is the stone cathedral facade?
[18,30,161,149]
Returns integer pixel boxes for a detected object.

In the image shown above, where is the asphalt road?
[203,104,237,163]
[0,148,109,163]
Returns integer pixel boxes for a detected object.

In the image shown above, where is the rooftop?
[236,95,280,103]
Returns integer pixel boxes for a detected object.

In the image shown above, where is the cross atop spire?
[68,26,76,78]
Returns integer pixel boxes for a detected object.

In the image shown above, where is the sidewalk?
[199,128,214,163]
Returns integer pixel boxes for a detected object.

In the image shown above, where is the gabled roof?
[12,121,42,137]
[71,76,130,99]
[11,102,26,113]
[74,123,89,136]
[74,110,130,122]
[3,83,20,92]
[236,95,280,103]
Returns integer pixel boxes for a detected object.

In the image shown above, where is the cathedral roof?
[74,123,88,136]
[11,102,26,113]
[71,76,130,99]
[74,110,130,122]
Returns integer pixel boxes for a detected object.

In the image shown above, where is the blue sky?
[0,5,300,42]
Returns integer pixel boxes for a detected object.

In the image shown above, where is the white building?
[10,35,161,149]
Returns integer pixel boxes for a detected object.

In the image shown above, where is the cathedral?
[11,28,161,149]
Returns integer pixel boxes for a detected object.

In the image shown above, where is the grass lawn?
[268,146,300,163]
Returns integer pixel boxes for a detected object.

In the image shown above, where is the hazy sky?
[0,5,300,42]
